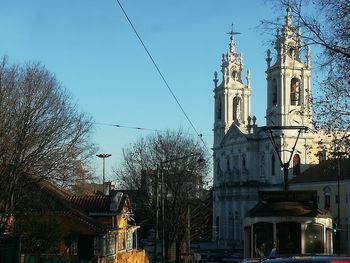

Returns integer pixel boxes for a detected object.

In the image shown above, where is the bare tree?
[0,57,96,234]
[310,1,350,152]
[262,0,350,151]
[115,129,210,262]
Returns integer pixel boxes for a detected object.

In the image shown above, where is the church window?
[233,97,241,122]
[290,78,300,105]
[242,155,246,169]
[271,154,276,176]
[217,161,222,177]
[292,154,300,176]
[226,159,230,171]
[260,154,265,178]
[232,155,239,174]
[217,98,222,120]
[232,71,237,80]
[323,186,331,210]
[325,194,330,210]
[272,79,277,106]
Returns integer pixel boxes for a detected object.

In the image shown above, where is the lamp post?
[337,158,340,254]
[187,205,191,253]
[96,153,112,194]
[334,151,346,254]
[154,166,159,263]
[159,153,205,263]
[263,126,308,191]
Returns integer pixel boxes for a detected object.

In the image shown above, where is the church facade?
[212,8,325,248]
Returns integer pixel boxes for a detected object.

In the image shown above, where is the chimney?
[104,182,111,195]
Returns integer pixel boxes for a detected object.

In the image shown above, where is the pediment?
[221,124,248,146]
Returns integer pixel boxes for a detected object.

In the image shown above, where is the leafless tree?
[262,0,350,151]
[114,129,210,262]
[0,57,96,234]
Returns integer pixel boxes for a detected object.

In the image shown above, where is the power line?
[95,122,158,132]
[114,0,210,151]
[94,122,212,137]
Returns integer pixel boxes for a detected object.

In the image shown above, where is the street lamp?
[337,157,340,254]
[333,151,346,254]
[96,153,112,194]
[159,153,205,263]
[262,126,308,191]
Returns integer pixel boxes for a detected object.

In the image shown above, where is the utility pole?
[161,161,165,263]
[188,206,191,253]
[337,158,341,254]
[159,153,205,263]
[154,167,159,263]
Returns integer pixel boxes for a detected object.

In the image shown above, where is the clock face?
[290,115,302,126]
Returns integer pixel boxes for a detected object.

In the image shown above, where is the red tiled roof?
[32,179,109,233]
[68,195,111,213]
[9,175,132,232]
[68,192,130,215]
[289,158,350,184]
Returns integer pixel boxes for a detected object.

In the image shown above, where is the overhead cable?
[114,0,209,151]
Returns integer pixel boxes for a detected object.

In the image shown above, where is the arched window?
[325,193,331,210]
[260,154,265,178]
[217,98,222,120]
[232,71,237,80]
[323,186,331,210]
[217,161,221,174]
[292,154,300,176]
[271,154,276,176]
[242,155,246,170]
[290,78,300,105]
[272,79,277,106]
[226,159,230,171]
[233,96,241,122]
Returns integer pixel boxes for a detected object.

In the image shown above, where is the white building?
[212,7,324,248]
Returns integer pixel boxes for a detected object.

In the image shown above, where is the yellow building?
[14,178,149,263]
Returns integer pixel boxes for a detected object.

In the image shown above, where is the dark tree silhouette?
[0,57,96,235]
[114,129,210,262]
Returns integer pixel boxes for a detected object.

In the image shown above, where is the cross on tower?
[227,23,241,53]
[227,23,241,39]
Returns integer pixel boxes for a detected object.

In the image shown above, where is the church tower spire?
[265,6,312,128]
[213,25,251,147]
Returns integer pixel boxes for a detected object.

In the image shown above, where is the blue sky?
[0,0,291,181]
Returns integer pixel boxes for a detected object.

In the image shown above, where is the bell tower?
[265,6,312,128]
[213,28,251,147]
